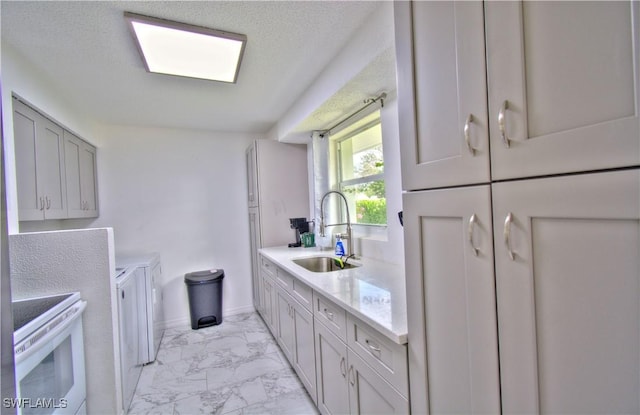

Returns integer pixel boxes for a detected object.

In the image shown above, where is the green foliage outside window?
[356,198,387,224]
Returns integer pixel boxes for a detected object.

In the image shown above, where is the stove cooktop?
[12,292,81,344]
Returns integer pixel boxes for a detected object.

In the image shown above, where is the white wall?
[91,125,256,328]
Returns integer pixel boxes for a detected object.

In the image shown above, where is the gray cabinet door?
[275,287,295,361]
[315,319,349,415]
[292,300,316,403]
[249,209,262,312]
[262,276,275,331]
[347,351,408,415]
[402,185,500,414]
[13,100,41,220]
[486,1,640,179]
[79,141,98,216]
[395,1,490,191]
[64,131,98,218]
[493,170,640,413]
[246,143,258,207]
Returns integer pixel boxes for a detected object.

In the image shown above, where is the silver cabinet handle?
[365,339,381,354]
[468,214,480,257]
[348,366,355,386]
[464,114,478,155]
[39,196,45,211]
[498,100,510,148]
[504,212,515,261]
[340,357,347,378]
[45,196,51,210]
[324,308,334,321]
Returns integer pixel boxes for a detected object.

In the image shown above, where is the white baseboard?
[161,304,257,331]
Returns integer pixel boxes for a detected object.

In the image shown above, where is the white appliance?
[12,292,87,415]
[115,267,146,413]
[116,253,164,364]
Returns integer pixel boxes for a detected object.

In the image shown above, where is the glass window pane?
[342,180,386,225]
[338,123,383,181]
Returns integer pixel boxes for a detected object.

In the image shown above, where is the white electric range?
[12,292,87,415]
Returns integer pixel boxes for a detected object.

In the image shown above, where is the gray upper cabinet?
[486,1,639,180]
[13,98,67,220]
[395,1,490,191]
[13,97,99,221]
[64,131,98,218]
[397,1,639,190]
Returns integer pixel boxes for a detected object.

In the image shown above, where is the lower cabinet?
[275,284,317,403]
[261,274,275,332]
[315,319,408,415]
[258,254,409,415]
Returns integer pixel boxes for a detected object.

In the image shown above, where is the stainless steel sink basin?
[292,256,359,273]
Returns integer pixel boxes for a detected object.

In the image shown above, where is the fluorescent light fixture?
[124,12,246,83]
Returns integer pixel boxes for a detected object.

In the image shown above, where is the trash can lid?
[184,269,224,284]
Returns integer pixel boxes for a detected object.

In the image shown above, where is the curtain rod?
[317,92,387,138]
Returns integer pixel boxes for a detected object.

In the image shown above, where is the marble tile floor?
[129,312,319,415]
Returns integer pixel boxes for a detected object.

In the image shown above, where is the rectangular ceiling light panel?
[124,12,246,83]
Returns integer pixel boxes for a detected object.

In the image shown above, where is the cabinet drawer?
[275,267,294,291]
[313,292,347,341]
[260,255,276,279]
[347,314,409,397]
[292,278,312,312]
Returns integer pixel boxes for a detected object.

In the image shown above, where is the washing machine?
[116,266,146,413]
[116,253,164,364]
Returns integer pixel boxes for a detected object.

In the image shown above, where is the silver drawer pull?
[468,214,480,257]
[464,114,478,155]
[503,212,515,261]
[340,357,347,378]
[498,100,510,148]
[365,339,381,353]
[348,365,355,386]
[324,308,334,321]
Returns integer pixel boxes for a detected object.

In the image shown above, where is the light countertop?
[259,246,408,344]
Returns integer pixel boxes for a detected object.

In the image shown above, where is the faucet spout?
[320,190,355,258]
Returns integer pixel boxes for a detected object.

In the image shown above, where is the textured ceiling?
[293,46,396,135]
[1,1,390,134]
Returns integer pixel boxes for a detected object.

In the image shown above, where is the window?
[332,111,386,226]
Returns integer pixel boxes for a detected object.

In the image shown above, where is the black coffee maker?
[289,218,310,247]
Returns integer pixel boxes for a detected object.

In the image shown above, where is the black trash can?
[184,269,224,329]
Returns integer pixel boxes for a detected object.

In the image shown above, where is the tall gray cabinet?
[246,139,309,314]
[396,1,639,414]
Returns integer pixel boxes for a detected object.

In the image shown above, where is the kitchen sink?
[292,256,359,273]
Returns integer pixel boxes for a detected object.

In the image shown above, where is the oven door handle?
[14,300,87,364]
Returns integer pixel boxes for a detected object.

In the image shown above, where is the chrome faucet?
[319,190,355,258]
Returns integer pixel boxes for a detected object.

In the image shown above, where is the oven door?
[14,301,87,415]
